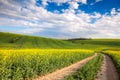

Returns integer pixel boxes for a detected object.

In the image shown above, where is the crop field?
[0,32,120,80]
[0,49,94,80]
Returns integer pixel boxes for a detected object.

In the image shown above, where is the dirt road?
[95,55,119,80]
[33,53,97,80]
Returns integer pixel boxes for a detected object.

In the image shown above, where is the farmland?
[0,49,94,80]
[0,32,120,50]
[0,32,120,80]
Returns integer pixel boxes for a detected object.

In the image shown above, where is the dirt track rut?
[95,55,119,80]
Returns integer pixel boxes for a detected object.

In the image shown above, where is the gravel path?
[33,53,97,80]
[95,55,119,80]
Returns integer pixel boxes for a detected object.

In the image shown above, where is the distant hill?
[0,32,120,50]
[0,32,74,49]
[68,38,91,40]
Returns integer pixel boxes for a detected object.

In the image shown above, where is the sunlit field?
[0,32,120,80]
[0,49,94,80]
[0,0,120,79]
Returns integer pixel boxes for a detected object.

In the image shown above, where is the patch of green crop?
[64,53,103,80]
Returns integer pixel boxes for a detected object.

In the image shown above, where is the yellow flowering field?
[0,49,94,80]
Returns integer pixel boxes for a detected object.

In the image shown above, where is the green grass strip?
[64,53,103,80]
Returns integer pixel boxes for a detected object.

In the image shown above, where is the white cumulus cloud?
[69,2,79,9]
[0,0,120,38]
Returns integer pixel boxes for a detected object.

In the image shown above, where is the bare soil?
[33,53,97,80]
[95,55,119,80]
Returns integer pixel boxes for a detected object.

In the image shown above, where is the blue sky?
[0,0,120,38]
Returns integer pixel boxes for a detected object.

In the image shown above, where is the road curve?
[33,53,97,80]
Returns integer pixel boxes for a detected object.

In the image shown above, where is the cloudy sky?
[0,0,120,38]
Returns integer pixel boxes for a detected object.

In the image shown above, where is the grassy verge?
[64,53,103,80]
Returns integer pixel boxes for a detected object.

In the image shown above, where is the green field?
[0,32,120,50]
[0,32,120,80]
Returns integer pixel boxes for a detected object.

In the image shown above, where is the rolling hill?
[0,32,120,50]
